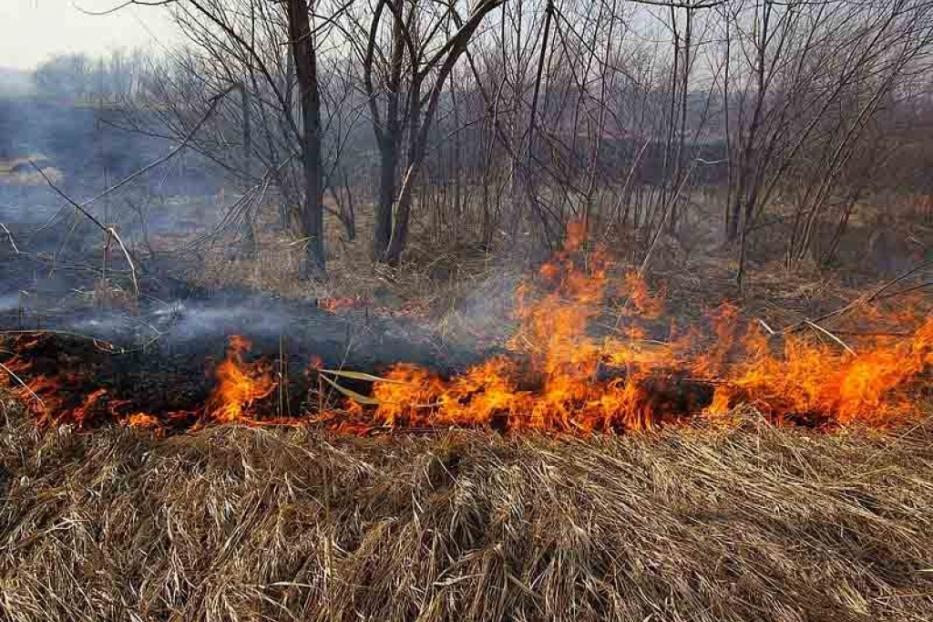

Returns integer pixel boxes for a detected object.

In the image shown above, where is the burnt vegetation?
[0,0,932,620]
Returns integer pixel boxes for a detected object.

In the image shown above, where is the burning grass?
[0,400,932,621]
[1,222,929,435]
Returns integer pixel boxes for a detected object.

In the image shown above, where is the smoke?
[432,269,523,349]
[0,293,21,313]
[0,250,499,375]
[0,81,505,374]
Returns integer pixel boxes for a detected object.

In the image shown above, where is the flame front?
[705,316,933,425]
[332,225,930,433]
[2,222,930,434]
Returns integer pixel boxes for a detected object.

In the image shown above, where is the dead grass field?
[1,398,932,622]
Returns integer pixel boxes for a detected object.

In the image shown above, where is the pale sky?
[0,0,180,70]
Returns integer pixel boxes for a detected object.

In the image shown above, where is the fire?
[701,315,933,425]
[0,334,278,428]
[206,335,276,423]
[318,296,366,312]
[125,412,160,428]
[1,221,930,435]
[325,223,930,433]
[0,343,128,427]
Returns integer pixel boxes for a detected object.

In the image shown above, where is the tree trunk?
[370,2,405,261]
[237,82,256,258]
[285,0,325,276]
[371,0,504,265]
[383,165,416,265]
[373,140,398,259]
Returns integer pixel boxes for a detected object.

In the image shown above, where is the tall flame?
[206,335,275,423]
[704,315,933,425]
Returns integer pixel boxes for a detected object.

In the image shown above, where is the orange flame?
[319,296,367,313]
[0,350,127,427]
[703,315,933,425]
[326,221,930,433]
[206,335,276,423]
[125,412,160,428]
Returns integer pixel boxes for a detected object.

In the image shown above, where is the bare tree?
[126,0,365,275]
[84,0,933,285]
[351,0,505,265]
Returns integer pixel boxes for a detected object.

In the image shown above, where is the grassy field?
[1,398,932,622]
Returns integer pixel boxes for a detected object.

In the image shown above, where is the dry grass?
[2,397,932,622]
[0,156,63,187]
[188,201,507,319]
[184,204,523,353]
[174,188,926,340]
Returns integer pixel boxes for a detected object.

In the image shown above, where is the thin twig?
[0,326,163,354]
[1,330,123,353]
[107,227,140,296]
[78,85,237,210]
[757,319,776,335]
[75,0,177,16]
[0,223,19,254]
[29,163,141,297]
[783,260,932,333]
[29,83,236,238]
[29,161,109,231]
[804,320,856,356]
[873,281,932,301]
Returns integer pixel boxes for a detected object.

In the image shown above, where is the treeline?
[40,0,933,280]
[33,51,149,104]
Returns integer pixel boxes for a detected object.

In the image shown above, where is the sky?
[0,0,180,70]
